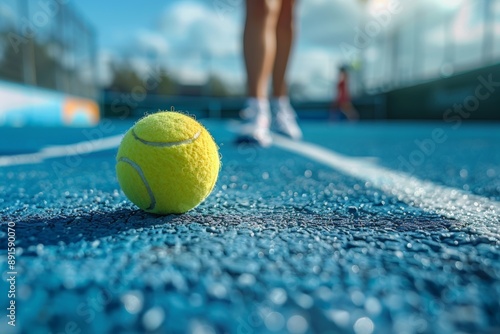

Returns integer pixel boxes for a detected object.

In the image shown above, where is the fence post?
[19,0,37,86]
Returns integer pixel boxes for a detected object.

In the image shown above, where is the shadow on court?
[6,206,470,251]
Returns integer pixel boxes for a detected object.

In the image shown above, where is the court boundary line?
[0,134,123,167]
[2,129,499,240]
[272,134,500,240]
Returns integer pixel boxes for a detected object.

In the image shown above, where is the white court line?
[273,134,500,240]
[0,134,123,167]
[2,129,499,239]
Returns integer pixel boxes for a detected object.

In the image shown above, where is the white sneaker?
[236,98,272,147]
[271,97,302,140]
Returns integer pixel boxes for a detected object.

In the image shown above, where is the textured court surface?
[0,118,500,334]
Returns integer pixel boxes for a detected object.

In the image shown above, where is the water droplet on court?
[142,306,164,331]
[365,297,381,316]
[351,290,365,306]
[287,314,309,334]
[353,317,374,334]
[265,311,285,331]
[348,206,359,216]
[327,309,350,328]
[270,288,287,305]
[294,293,314,309]
[459,169,468,178]
[238,273,256,286]
[190,320,216,334]
[207,283,227,299]
[121,291,143,314]
[36,244,45,256]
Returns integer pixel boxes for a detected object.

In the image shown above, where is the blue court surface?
[1,117,499,334]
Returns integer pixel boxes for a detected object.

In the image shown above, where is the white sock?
[270,96,291,110]
[246,97,270,113]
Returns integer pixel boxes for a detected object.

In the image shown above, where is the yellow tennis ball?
[116,111,220,214]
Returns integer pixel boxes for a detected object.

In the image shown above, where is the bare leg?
[272,0,295,97]
[268,0,301,140]
[244,0,282,98]
[340,102,360,121]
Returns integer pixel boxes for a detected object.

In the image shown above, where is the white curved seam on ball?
[118,157,156,211]
[132,129,201,147]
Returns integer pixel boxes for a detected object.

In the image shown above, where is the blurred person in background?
[236,0,302,147]
[330,65,359,121]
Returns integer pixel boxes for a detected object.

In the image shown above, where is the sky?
[74,0,364,99]
[72,0,500,99]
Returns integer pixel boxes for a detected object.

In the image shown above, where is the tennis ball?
[116,111,220,214]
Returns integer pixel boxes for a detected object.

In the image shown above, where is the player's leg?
[244,0,281,98]
[340,102,360,121]
[272,0,294,98]
[238,0,282,146]
[270,0,302,140]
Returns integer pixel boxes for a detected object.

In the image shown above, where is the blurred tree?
[105,61,179,95]
[207,74,229,97]
[33,41,62,91]
[0,30,24,83]
[154,67,177,95]
[107,61,144,92]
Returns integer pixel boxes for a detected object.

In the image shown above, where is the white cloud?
[297,0,362,49]
[115,1,242,84]
[135,30,169,56]
[289,48,342,100]
[129,56,155,79]
[0,2,17,24]
[158,2,241,58]
[171,64,208,84]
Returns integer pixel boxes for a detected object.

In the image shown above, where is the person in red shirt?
[331,65,359,121]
